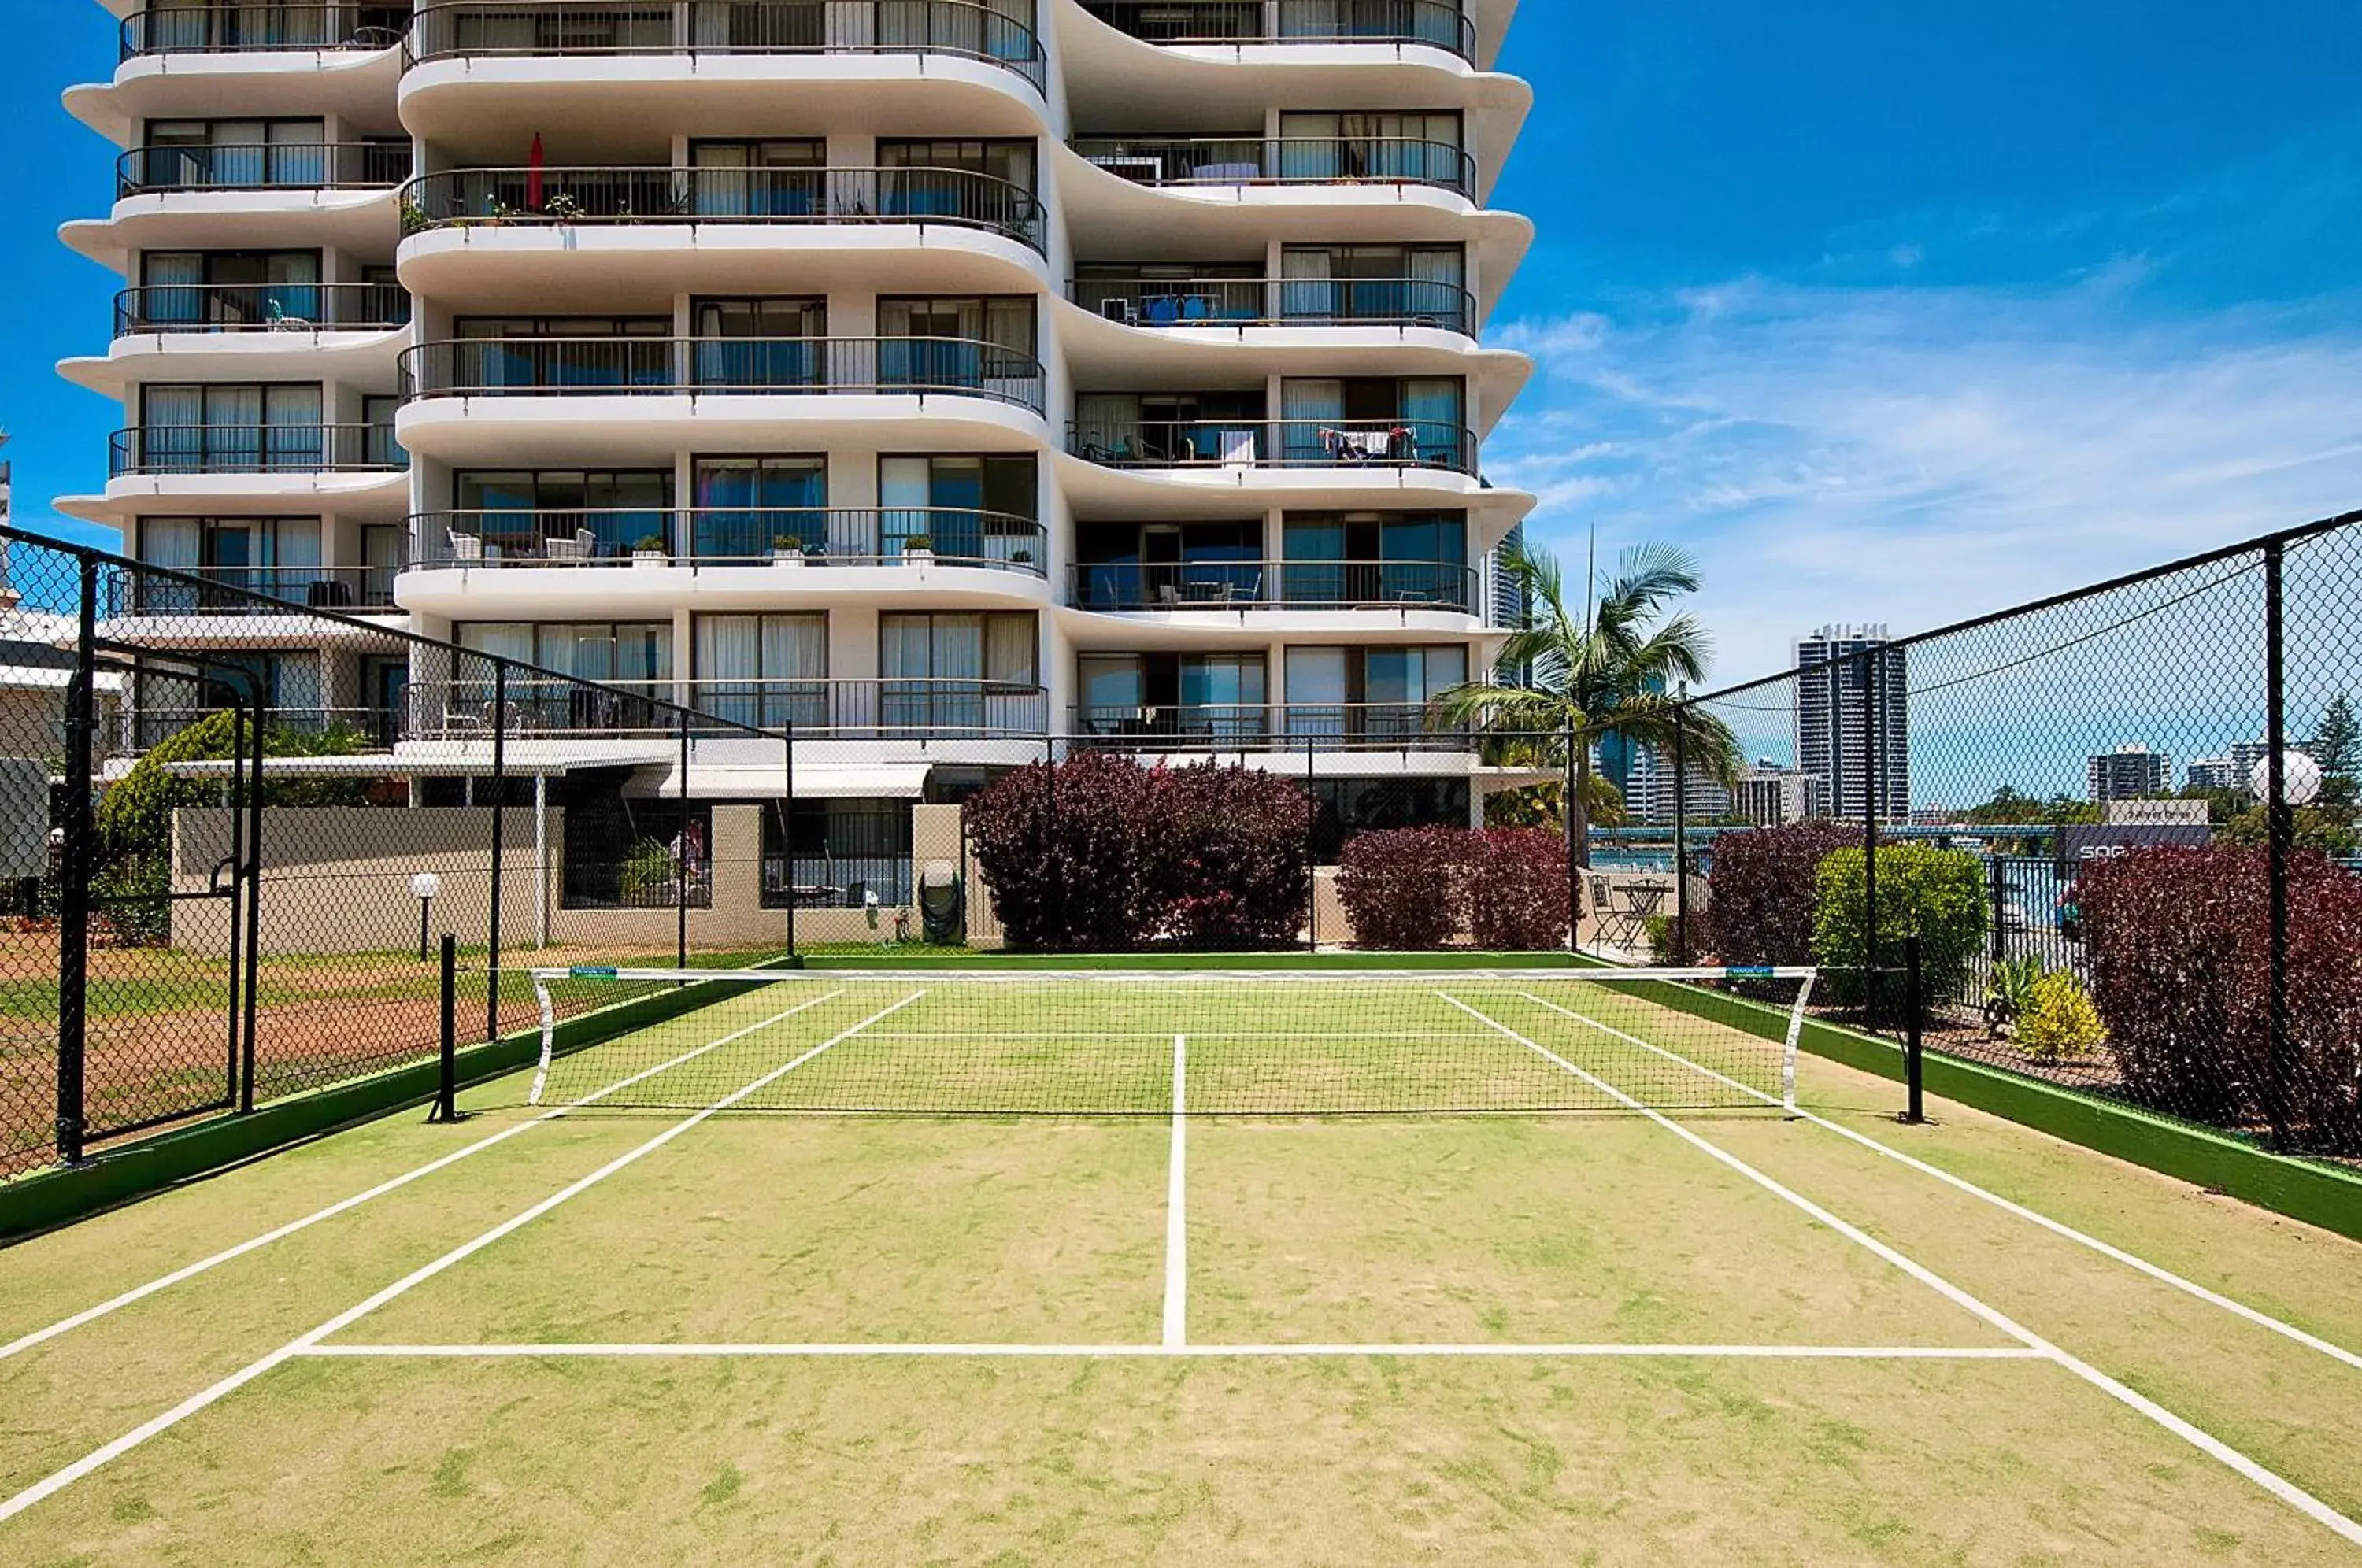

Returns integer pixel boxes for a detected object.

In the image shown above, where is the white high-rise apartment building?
[59,2,1537,834]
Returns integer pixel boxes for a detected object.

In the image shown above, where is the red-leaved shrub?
[964,755,1312,950]
[1465,829,1571,951]
[2077,845,2362,1151]
[1704,820,1857,967]
[1336,827,1468,949]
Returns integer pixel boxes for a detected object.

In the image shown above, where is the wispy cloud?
[1487,268,2362,686]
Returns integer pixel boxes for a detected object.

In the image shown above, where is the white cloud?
[1486,272,2362,686]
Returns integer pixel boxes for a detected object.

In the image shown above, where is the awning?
[646,763,933,801]
[157,746,672,780]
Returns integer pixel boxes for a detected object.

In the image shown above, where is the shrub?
[1336,827,1467,950]
[1703,820,1857,967]
[1810,844,1987,1013]
[2078,845,2362,1148]
[1984,954,2045,1037]
[617,838,680,905]
[1152,764,1313,950]
[1464,828,1570,951]
[2017,971,2106,1063]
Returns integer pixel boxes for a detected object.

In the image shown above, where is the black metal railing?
[113,281,410,337]
[402,336,1046,413]
[401,165,1044,251]
[1073,276,1474,336]
[1069,418,1475,474]
[109,423,407,476]
[1071,559,1475,612]
[1072,702,1472,751]
[117,141,413,196]
[1072,135,1476,199]
[1079,0,1475,60]
[120,5,411,57]
[109,563,401,616]
[416,507,1046,572]
[763,852,913,910]
[406,0,1048,93]
[410,676,1050,739]
[123,704,401,754]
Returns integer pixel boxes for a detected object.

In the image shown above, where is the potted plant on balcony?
[771,534,805,566]
[631,534,669,568]
[901,534,936,566]
[1009,547,1035,568]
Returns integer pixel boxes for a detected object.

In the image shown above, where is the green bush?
[2018,970,2106,1064]
[617,839,682,906]
[1810,844,1987,1013]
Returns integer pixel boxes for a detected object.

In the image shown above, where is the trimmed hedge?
[1335,827,1570,951]
[1812,844,1988,1009]
[1702,820,1858,967]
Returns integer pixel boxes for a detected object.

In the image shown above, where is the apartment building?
[1794,623,1910,823]
[59,2,1537,858]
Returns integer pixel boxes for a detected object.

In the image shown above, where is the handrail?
[109,424,408,475]
[117,142,413,195]
[405,0,1049,93]
[1072,701,1475,752]
[1071,135,1476,199]
[108,563,402,615]
[113,281,410,337]
[120,5,410,58]
[414,507,1047,574]
[410,675,1053,739]
[1077,0,1475,61]
[401,165,1045,252]
[402,336,1048,414]
[1072,276,1475,336]
[1070,559,1475,612]
[1069,417,1476,475]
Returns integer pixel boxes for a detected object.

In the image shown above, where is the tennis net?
[523,967,1820,1117]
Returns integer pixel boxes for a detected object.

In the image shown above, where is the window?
[1078,653,1267,739]
[879,612,1038,734]
[138,384,324,471]
[457,622,672,729]
[1072,391,1266,464]
[135,251,323,327]
[693,613,828,730]
[690,298,827,390]
[1277,379,1464,466]
[1073,520,1262,606]
[1285,645,1467,737]
[1279,245,1465,330]
[692,457,826,557]
[1280,513,1468,606]
[688,140,827,217]
[1309,780,1471,864]
[1275,112,1464,187]
[135,517,321,608]
[450,316,673,393]
[454,469,673,557]
[877,454,1037,559]
[139,119,324,187]
[876,297,1035,394]
[762,801,914,910]
[132,650,324,748]
[877,139,1035,194]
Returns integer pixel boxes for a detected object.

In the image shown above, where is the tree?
[1427,536,1737,866]
[2312,693,2359,808]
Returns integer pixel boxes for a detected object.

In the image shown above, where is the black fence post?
[1990,854,2008,968]
[53,558,99,1167]
[239,682,265,1113]
[429,933,460,1124]
[1903,934,1926,1125]
[783,723,798,961]
[1564,716,1580,955]
[1672,708,1690,965]
[2263,539,2292,1148]
[1862,647,1883,1030]
[486,662,506,1044]
[223,694,250,1111]
[676,708,691,972]
[1305,734,1319,955]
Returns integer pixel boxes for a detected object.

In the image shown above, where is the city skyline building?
[1794,623,1910,821]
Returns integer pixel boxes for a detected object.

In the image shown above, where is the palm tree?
[1431,534,1739,866]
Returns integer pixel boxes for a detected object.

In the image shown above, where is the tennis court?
[3,967,2360,1563]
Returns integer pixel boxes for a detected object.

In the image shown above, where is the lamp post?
[411,871,442,962]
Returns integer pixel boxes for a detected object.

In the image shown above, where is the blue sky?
[2,2,2358,684]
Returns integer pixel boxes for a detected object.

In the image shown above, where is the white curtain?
[765,614,828,679]
[1285,647,1349,736]
[273,653,325,719]
[879,615,934,679]
[984,615,1035,683]
[1281,247,1333,320]
[697,615,761,681]
[272,519,321,571]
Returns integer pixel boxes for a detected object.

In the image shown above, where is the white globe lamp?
[2250,752,2323,808]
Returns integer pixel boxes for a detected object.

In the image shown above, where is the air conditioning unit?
[1100,298,1138,326]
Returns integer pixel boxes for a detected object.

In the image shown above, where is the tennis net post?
[428,933,461,1124]
[1902,934,1925,1125]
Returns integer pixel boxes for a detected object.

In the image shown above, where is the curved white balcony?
[60,282,411,398]
[65,142,409,268]
[400,0,1054,143]
[395,165,1050,303]
[411,505,1049,573]
[407,674,1053,742]
[396,336,1050,462]
[64,7,405,142]
[1074,1,1479,61]
[68,422,410,523]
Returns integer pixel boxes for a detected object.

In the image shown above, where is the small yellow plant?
[2018,970,2107,1063]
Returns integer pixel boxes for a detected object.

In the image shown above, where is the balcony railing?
[113,282,410,338]
[1070,418,1476,475]
[109,424,408,476]
[1074,276,1474,336]
[127,706,398,753]
[1072,136,1476,199]
[412,677,1050,740]
[401,165,1044,251]
[1079,1,1475,61]
[117,142,413,196]
[415,507,1046,573]
[1072,559,1475,612]
[402,336,1047,414]
[1072,702,1473,752]
[120,5,411,57]
[407,1,1049,94]
[109,564,402,616]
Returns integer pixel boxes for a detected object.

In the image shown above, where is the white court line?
[1442,993,2362,1551]
[0,989,847,1366]
[291,1341,2053,1362]
[1163,1034,1187,1348]
[1518,991,2362,1378]
[0,991,924,1527]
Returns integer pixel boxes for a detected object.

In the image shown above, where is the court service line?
[1518,992,2362,1378]
[0,991,924,1528]
[1163,1034,1187,1348]
[1441,993,2362,1551]
[0,989,848,1366]
[291,1342,2054,1362]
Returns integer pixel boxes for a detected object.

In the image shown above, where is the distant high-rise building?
[1735,764,1826,826]
[2187,741,2270,795]
[2088,745,2170,803]
[1794,625,1909,821]
[1624,741,1734,825]
[1487,524,1532,684]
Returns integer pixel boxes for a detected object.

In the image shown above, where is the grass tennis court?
[3,968,2361,1563]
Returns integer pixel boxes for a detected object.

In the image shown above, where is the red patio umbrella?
[527,133,545,210]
